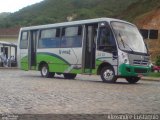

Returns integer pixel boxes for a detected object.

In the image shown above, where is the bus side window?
[38,28,60,48]
[61,26,82,48]
[20,31,28,49]
[98,26,116,52]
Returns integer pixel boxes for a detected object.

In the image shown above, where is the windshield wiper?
[119,33,125,48]
[118,33,134,53]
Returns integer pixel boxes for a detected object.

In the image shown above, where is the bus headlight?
[124,59,128,64]
[121,52,129,64]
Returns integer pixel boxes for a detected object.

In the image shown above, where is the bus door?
[97,22,118,74]
[29,30,38,70]
[82,23,98,74]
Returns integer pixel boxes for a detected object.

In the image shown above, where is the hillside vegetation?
[0,0,139,28]
[0,0,160,28]
[0,12,10,19]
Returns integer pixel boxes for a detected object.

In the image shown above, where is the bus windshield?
[111,22,147,54]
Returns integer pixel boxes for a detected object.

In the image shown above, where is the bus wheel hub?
[42,66,48,75]
[104,70,113,80]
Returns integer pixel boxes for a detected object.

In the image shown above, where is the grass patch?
[147,72,160,77]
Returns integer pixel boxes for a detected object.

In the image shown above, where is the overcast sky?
[0,0,43,13]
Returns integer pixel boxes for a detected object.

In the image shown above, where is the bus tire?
[100,66,117,83]
[63,73,77,79]
[126,77,140,84]
[40,64,55,78]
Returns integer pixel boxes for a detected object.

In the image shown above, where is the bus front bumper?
[119,64,151,77]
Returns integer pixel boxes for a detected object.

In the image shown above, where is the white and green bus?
[18,18,151,83]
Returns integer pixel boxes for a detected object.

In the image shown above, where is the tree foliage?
[156,56,160,66]
[0,0,159,28]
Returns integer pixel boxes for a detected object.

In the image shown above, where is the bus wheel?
[126,77,140,84]
[40,64,55,78]
[100,66,117,83]
[63,73,77,79]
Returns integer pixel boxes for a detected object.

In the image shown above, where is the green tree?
[155,56,160,66]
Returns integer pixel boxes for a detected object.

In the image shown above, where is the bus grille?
[133,60,148,66]
[134,68,148,73]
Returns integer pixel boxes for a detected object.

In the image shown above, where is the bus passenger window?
[20,31,28,49]
[61,26,82,48]
[38,28,60,48]
[98,27,116,52]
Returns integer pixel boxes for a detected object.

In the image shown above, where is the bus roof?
[20,17,133,31]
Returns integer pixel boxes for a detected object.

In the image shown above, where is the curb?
[141,77,160,82]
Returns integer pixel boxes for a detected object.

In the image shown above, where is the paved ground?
[0,69,160,114]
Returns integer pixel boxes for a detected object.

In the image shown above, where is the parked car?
[151,65,160,72]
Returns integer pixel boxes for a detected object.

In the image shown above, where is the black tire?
[40,64,55,78]
[126,77,140,84]
[63,73,77,79]
[100,66,117,83]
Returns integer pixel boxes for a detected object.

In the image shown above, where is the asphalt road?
[0,69,160,114]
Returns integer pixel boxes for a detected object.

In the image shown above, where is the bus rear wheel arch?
[40,63,55,78]
[100,65,117,83]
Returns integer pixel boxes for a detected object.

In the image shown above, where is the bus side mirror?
[145,43,148,51]
[144,43,151,55]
